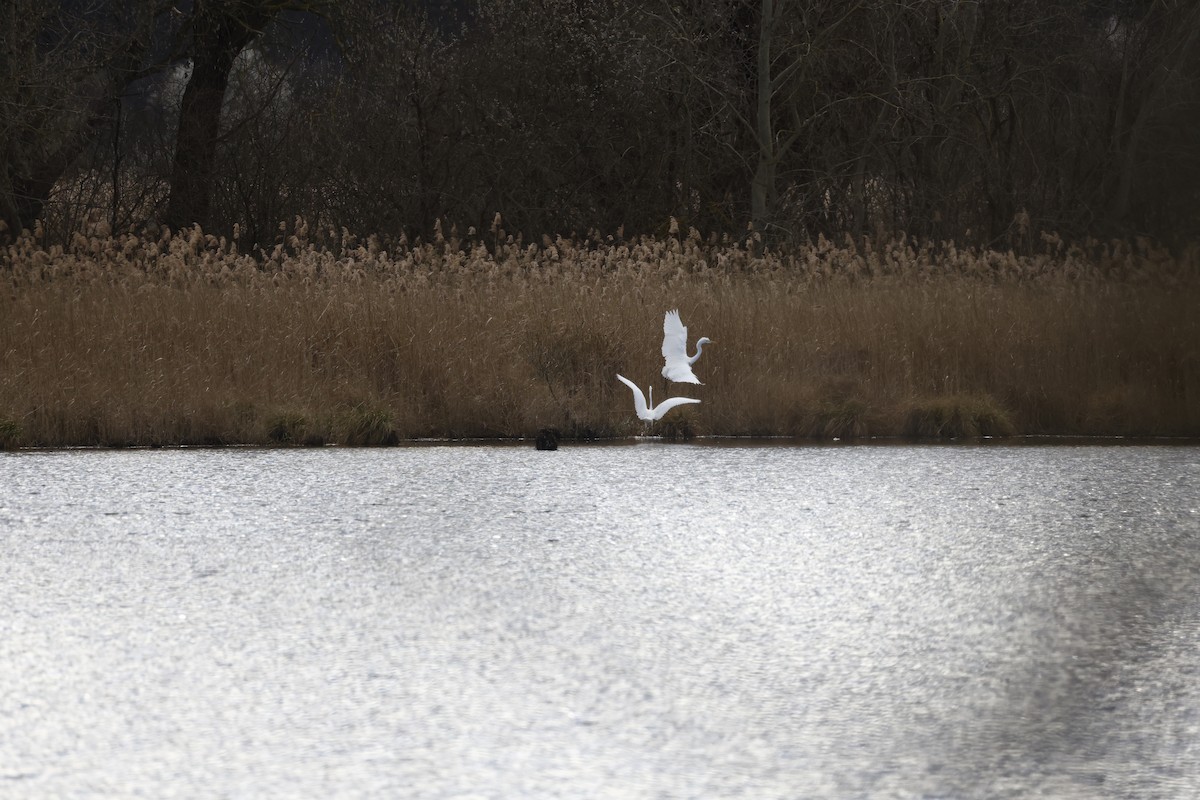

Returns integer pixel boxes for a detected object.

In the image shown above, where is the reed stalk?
[2,223,1197,446]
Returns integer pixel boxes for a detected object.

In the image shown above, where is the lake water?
[1,442,1198,798]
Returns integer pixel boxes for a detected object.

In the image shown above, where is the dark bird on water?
[535,428,559,450]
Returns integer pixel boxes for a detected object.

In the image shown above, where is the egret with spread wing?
[616,374,701,422]
[661,309,712,384]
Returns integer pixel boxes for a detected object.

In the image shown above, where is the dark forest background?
[3,0,1199,251]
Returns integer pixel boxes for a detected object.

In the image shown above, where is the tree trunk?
[750,155,776,232]
[1110,17,1200,226]
[163,2,274,232]
[751,0,776,232]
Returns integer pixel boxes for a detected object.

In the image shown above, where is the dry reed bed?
[2,222,1198,447]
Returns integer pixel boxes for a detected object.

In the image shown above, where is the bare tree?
[749,0,868,233]
[7,0,1198,247]
[1104,0,1200,229]
[0,1,157,237]
[162,1,287,231]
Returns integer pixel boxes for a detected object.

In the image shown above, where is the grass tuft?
[266,411,309,445]
[903,395,1017,439]
[0,418,21,450]
[810,398,872,439]
[338,402,398,446]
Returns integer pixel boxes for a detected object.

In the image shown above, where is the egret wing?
[662,310,701,384]
[649,396,701,421]
[662,310,689,361]
[616,374,650,420]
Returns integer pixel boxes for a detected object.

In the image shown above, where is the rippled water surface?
[1,443,1198,798]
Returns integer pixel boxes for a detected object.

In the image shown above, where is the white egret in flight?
[616,374,701,422]
[661,309,712,384]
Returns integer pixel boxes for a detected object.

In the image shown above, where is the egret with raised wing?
[661,309,712,384]
[616,374,701,422]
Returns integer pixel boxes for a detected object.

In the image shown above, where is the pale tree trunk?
[750,155,777,232]
[1110,12,1200,224]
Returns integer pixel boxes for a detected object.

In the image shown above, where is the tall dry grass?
[2,219,1198,447]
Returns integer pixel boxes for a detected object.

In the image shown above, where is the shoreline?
[6,433,1200,453]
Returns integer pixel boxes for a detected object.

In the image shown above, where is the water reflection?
[1,444,1197,797]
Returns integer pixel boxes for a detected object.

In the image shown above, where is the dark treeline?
[3,0,1199,250]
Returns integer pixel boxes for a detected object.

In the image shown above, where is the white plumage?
[616,374,701,422]
[661,309,712,384]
